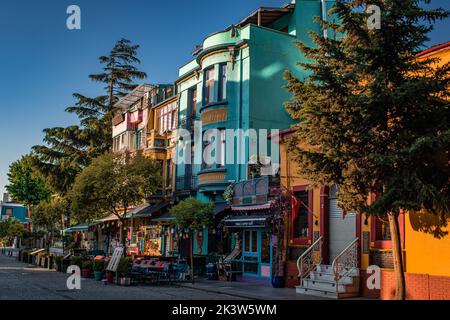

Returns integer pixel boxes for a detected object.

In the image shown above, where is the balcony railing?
[231,176,269,206]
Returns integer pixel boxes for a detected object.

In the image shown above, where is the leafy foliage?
[285,0,449,217]
[68,152,161,223]
[171,197,214,232]
[0,219,25,245]
[30,196,67,229]
[32,38,146,195]
[6,154,51,206]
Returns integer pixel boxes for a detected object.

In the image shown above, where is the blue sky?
[0,0,448,196]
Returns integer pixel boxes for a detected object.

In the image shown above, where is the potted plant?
[117,257,132,286]
[81,260,92,278]
[54,255,63,272]
[93,260,106,281]
[70,255,83,269]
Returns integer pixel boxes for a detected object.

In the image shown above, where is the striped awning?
[231,202,272,211]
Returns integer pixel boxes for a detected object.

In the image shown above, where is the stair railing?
[297,236,323,287]
[331,238,359,293]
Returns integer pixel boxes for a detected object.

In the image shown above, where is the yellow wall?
[404,44,450,276]
[279,133,322,251]
[406,212,450,276]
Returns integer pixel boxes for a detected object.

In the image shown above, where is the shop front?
[224,213,273,284]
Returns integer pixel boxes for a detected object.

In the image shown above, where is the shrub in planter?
[93,260,106,281]
[117,257,132,286]
[70,256,83,269]
[81,260,93,278]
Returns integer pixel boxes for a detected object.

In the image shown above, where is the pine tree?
[32,38,146,195]
[285,0,449,300]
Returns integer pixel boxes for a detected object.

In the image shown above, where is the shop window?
[291,189,311,245]
[204,67,214,105]
[244,230,258,253]
[218,64,227,101]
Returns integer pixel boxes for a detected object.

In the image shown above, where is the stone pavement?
[0,255,242,300]
[0,254,337,300]
[176,279,330,300]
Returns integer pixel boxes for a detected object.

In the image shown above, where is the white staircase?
[295,238,360,299]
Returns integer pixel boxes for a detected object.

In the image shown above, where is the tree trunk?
[190,233,195,284]
[388,212,406,300]
[121,217,127,257]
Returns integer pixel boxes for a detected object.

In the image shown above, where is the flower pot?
[271,276,285,288]
[106,271,115,284]
[94,271,104,281]
[81,269,92,278]
[118,277,131,286]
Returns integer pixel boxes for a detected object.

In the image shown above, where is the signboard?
[224,217,269,228]
[106,246,123,272]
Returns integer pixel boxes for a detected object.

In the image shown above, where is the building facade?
[279,41,450,299]
[173,1,332,264]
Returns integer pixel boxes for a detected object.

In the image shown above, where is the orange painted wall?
[405,212,450,277]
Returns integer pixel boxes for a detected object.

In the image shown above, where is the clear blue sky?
[0,0,448,196]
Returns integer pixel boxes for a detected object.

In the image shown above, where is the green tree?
[171,197,214,283]
[285,0,449,299]
[68,152,161,255]
[30,196,67,250]
[0,219,25,247]
[32,38,147,196]
[6,154,51,206]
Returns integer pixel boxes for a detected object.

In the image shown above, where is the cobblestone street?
[0,255,247,300]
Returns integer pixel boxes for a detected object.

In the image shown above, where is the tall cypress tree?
[285,0,449,299]
[32,38,146,195]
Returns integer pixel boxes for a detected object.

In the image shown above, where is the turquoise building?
[173,0,334,281]
[0,202,29,225]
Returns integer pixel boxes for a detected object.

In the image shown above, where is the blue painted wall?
[0,204,28,224]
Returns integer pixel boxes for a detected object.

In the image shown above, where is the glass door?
[242,230,260,276]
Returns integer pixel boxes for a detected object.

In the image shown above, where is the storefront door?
[242,229,271,278]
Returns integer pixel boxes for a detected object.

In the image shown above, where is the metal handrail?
[331,238,359,292]
[297,236,323,286]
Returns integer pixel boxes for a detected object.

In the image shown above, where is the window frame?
[218,63,227,101]
[290,185,313,246]
[203,67,215,105]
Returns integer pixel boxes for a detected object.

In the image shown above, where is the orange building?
[279,41,450,300]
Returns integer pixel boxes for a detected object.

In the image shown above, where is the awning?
[224,215,272,228]
[149,211,174,222]
[214,203,230,216]
[132,201,171,219]
[231,202,272,211]
[68,221,100,232]
[98,214,119,222]
[113,83,154,111]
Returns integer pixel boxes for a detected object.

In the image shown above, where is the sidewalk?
[176,278,330,300]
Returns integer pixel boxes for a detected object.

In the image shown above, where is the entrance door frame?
[241,228,272,278]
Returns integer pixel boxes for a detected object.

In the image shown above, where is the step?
[309,271,354,285]
[316,264,359,277]
[296,286,338,299]
[303,278,346,293]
